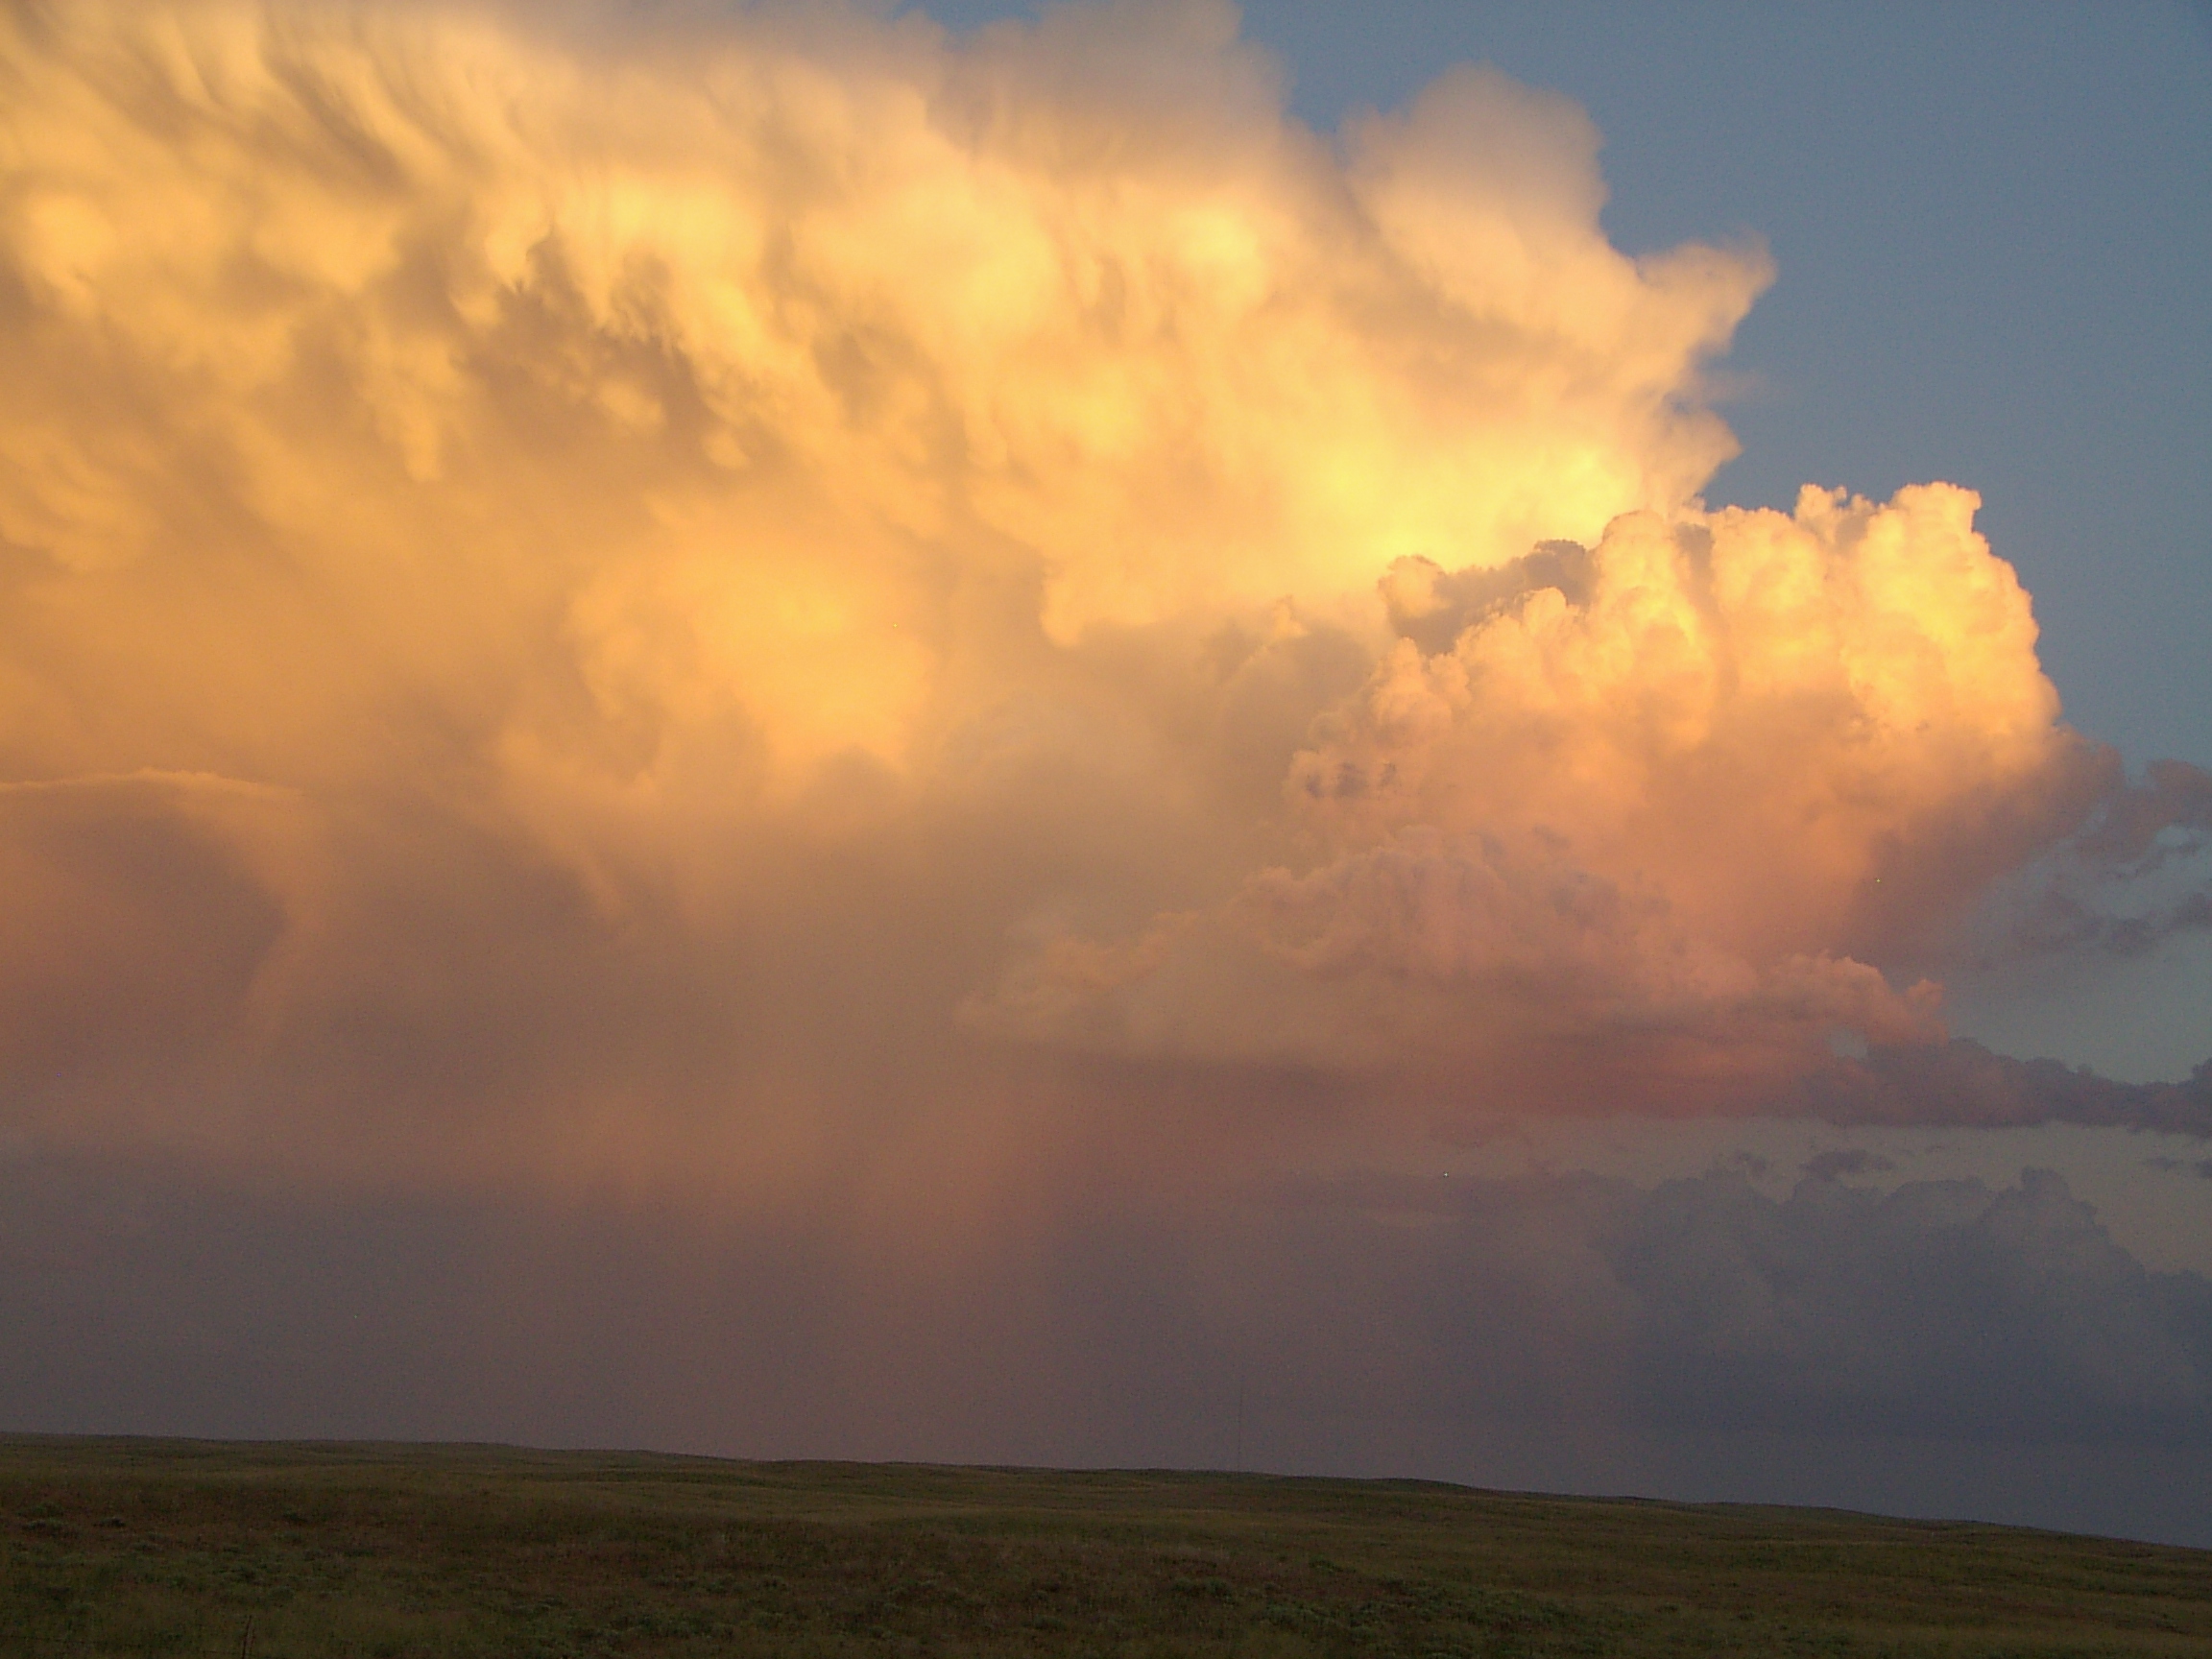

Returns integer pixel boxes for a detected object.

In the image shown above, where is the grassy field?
[3,1435,2208,1657]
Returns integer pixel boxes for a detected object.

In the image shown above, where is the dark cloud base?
[1793,1039,2212,1137]
[7,1147,2209,1548]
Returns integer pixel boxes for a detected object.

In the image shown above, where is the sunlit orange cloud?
[0,0,2188,1201]
[979,483,2115,1112]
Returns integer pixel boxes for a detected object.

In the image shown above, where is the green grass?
[3,1435,2208,1657]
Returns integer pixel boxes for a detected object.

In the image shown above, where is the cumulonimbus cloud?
[0,0,2202,1190]
[974,485,2186,1118]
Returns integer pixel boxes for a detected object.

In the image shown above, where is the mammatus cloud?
[0,0,2204,1202]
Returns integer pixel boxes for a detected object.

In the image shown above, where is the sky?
[3,0,2211,1547]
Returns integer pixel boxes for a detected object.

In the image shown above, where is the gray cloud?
[1968,758,2212,963]
[1800,1147,1896,1182]
[2146,1155,2212,1181]
[1606,1167,2212,1441]
[6,1151,2207,1487]
[1789,1040,2212,1139]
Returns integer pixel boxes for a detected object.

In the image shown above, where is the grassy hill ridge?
[4,1433,2208,1656]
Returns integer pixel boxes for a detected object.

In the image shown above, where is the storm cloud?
[2,0,2200,1194]
[6,1146,2209,1540]
[2,0,2209,1544]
